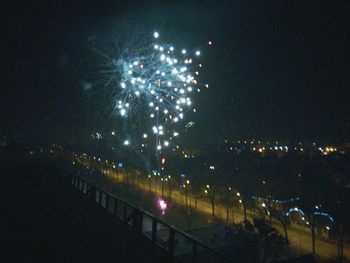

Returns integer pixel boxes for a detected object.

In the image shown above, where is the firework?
[104,31,210,172]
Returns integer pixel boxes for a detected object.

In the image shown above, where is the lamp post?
[185,179,190,208]
[112,164,116,180]
[205,184,216,216]
[105,160,108,175]
[161,177,164,197]
[117,162,123,181]
[224,186,232,222]
[148,174,152,191]
[167,175,172,201]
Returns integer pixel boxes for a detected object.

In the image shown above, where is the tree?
[220,186,240,222]
[166,175,172,201]
[297,159,331,254]
[232,164,259,224]
[324,189,349,263]
[189,160,205,210]
[204,184,217,216]
[271,205,289,243]
[220,187,232,222]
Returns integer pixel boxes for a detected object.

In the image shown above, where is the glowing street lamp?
[148,174,152,191]
[184,179,191,207]
[167,175,172,201]
[161,177,165,197]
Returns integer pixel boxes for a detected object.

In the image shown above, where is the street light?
[112,164,116,180]
[161,177,164,197]
[186,180,192,209]
[148,174,152,191]
[184,181,190,207]
[167,175,172,200]
[204,184,216,216]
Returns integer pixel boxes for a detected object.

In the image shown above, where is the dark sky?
[1,0,350,143]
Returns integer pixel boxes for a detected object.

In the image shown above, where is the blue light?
[286,207,305,217]
[313,211,335,223]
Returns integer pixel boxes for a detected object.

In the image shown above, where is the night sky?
[2,0,350,144]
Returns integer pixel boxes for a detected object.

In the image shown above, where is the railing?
[57,159,234,263]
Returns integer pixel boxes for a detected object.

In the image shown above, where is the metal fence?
[57,159,234,263]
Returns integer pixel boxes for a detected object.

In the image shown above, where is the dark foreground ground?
[0,161,166,263]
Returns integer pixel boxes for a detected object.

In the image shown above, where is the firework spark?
[101,31,210,172]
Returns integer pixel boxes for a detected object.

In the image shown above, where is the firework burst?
[102,31,211,172]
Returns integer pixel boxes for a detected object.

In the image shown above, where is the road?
[76,157,349,262]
